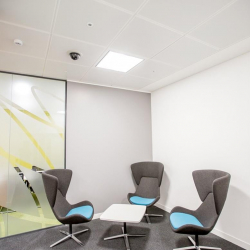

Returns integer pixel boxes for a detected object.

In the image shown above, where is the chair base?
[50,225,89,248]
[104,222,145,250]
[145,213,163,224]
[173,236,222,250]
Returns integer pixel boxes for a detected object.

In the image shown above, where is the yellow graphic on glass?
[0,73,65,237]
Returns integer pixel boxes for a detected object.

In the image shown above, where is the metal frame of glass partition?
[0,71,67,238]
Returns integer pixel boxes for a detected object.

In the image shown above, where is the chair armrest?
[148,195,160,207]
[127,193,160,207]
[170,206,195,216]
[70,200,94,221]
[71,200,94,209]
[127,193,135,204]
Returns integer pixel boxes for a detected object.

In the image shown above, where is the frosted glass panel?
[0,213,8,238]
[7,166,39,216]
[21,166,60,223]
[0,72,66,237]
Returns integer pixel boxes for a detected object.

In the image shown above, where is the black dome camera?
[69,52,81,60]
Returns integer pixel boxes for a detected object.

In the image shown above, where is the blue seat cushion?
[130,196,155,206]
[170,212,204,229]
[66,205,93,219]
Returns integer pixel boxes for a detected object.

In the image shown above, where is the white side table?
[100,204,146,250]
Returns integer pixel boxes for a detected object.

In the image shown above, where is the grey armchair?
[128,161,164,224]
[170,170,231,250]
[42,169,94,248]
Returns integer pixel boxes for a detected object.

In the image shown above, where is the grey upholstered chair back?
[131,162,164,198]
[193,170,231,215]
[42,169,72,219]
[131,162,164,186]
[42,169,94,247]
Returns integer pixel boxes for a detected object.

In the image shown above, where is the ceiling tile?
[139,0,232,33]
[111,17,181,58]
[43,60,88,81]
[81,67,124,86]
[154,37,217,68]
[0,51,44,75]
[0,0,56,32]
[81,66,154,90]
[190,0,250,48]
[98,0,145,12]
[54,0,132,46]
[116,74,154,90]
[0,22,50,58]
[48,36,105,66]
[129,59,178,80]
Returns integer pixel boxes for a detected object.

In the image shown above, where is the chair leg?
[147,214,164,217]
[199,247,222,250]
[173,236,199,250]
[71,235,84,246]
[73,229,89,236]
[173,246,196,250]
[145,213,163,224]
[104,234,125,240]
[50,225,89,248]
[186,236,222,250]
[145,214,151,224]
[60,230,69,236]
[144,207,163,224]
[50,235,71,248]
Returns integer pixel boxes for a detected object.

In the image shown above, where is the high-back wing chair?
[170,170,231,250]
[128,161,164,224]
[42,169,94,248]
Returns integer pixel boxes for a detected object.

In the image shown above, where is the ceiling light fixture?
[96,51,143,73]
[14,39,23,46]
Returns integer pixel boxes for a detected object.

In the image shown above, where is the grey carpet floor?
[0,206,245,250]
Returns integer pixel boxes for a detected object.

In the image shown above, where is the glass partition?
[0,72,66,237]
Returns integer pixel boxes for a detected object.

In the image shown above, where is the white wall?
[66,83,152,213]
[151,52,250,250]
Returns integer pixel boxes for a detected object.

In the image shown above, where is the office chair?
[42,169,94,248]
[170,170,231,250]
[128,161,164,224]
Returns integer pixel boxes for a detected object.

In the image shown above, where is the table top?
[100,204,146,223]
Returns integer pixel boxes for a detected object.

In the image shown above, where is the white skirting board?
[155,203,249,250]
[93,213,102,220]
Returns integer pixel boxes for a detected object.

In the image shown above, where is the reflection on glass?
[0,73,66,237]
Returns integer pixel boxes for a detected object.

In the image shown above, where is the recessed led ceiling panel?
[96,51,143,72]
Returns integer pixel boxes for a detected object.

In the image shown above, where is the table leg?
[124,234,130,250]
[104,222,145,250]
